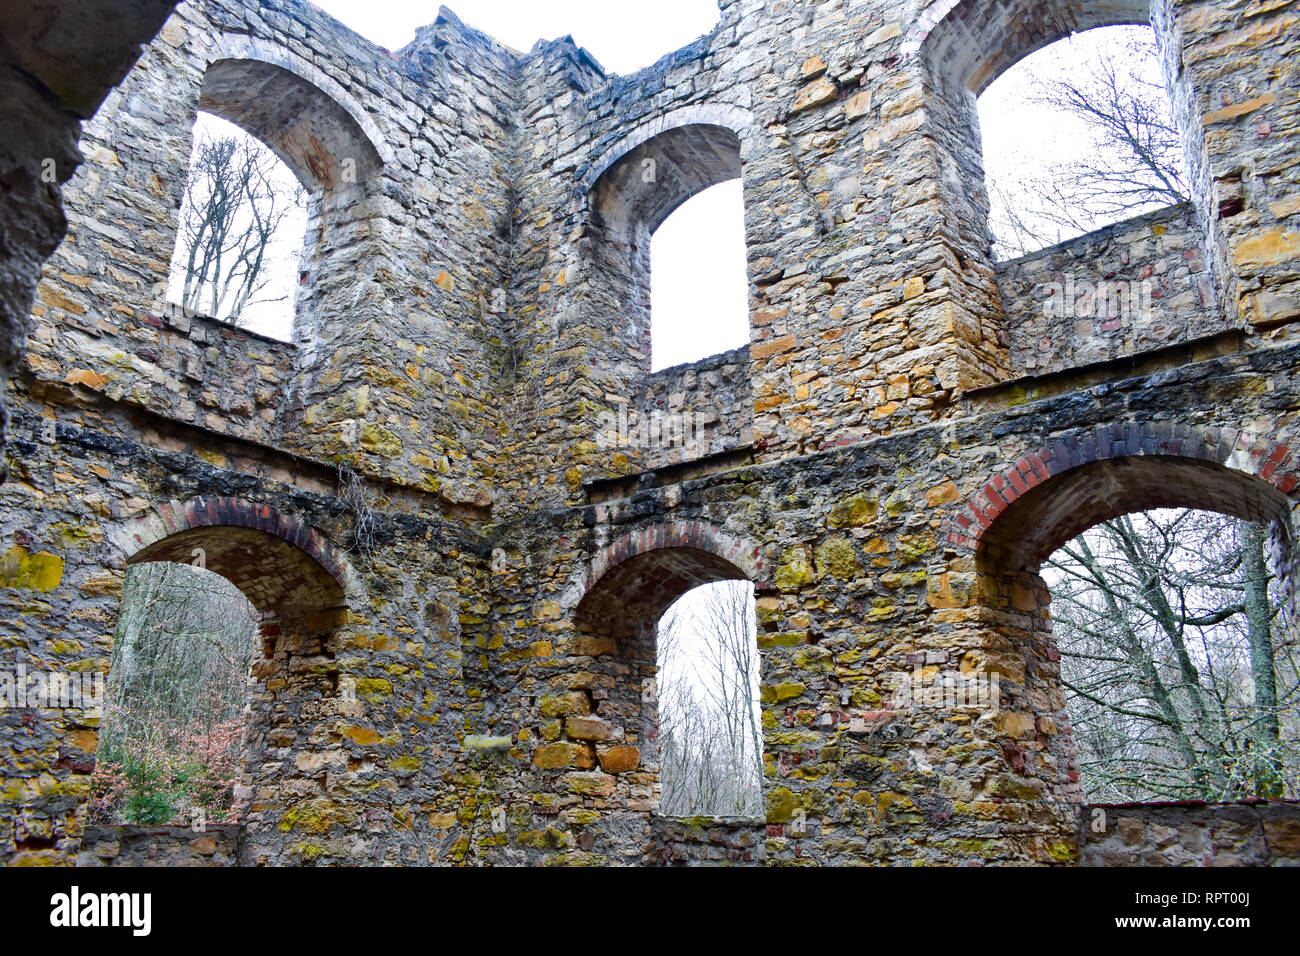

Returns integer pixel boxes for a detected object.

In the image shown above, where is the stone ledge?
[1080,799,1300,867]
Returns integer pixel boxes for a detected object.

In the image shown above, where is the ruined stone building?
[1,0,1299,865]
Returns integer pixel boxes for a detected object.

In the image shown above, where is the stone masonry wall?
[0,0,180,463]
[1,388,493,865]
[25,301,295,446]
[27,0,519,510]
[491,344,1300,866]
[1154,0,1300,342]
[998,204,1224,374]
[599,346,754,473]
[74,796,1300,867]
[1080,799,1300,866]
[650,816,765,865]
[76,824,241,866]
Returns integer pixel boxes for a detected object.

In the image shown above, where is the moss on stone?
[815,535,860,579]
[775,546,815,590]
[0,546,64,592]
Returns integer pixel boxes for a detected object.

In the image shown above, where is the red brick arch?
[569,520,767,639]
[948,422,1299,563]
[110,496,359,616]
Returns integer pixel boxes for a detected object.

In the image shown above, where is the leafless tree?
[657,581,762,817]
[1047,511,1298,801]
[108,561,258,726]
[986,27,1190,259]
[96,561,260,824]
[173,128,304,324]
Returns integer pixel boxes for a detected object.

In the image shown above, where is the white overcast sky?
[307,0,721,70]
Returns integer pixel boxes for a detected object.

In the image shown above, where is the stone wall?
[0,0,180,463]
[1153,0,1300,341]
[998,204,1223,374]
[26,302,295,446]
[25,0,518,510]
[72,797,1300,867]
[598,346,753,473]
[2,0,1300,867]
[649,816,765,865]
[1080,799,1300,866]
[500,344,1300,866]
[1,388,491,864]
[77,797,1300,867]
[76,824,241,866]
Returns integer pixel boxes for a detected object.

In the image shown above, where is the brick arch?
[570,520,767,639]
[109,496,360,618]
[197,32,390,189]
[904,0,1151,93]
[948,422,1298,566]
[583,104,752,236]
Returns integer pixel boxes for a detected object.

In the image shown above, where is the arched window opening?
[588,121,748,374]
[650,180,749,371]
[94,501,353,845]
[978,25,1190,260]
[1045,509,1299,803]
[969,441,1300,809]
[91,561,258,827]
[656,580,762,818]
[165,111,308,341]
[569,530,763,818]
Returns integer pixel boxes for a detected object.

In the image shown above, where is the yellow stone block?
[1202,93,1275,125]
[0,546,64,592]
[1234,229,1300,268]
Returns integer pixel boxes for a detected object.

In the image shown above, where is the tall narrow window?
[650,180,749,370]
[656,580,763,818]
[166,112,307,340]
